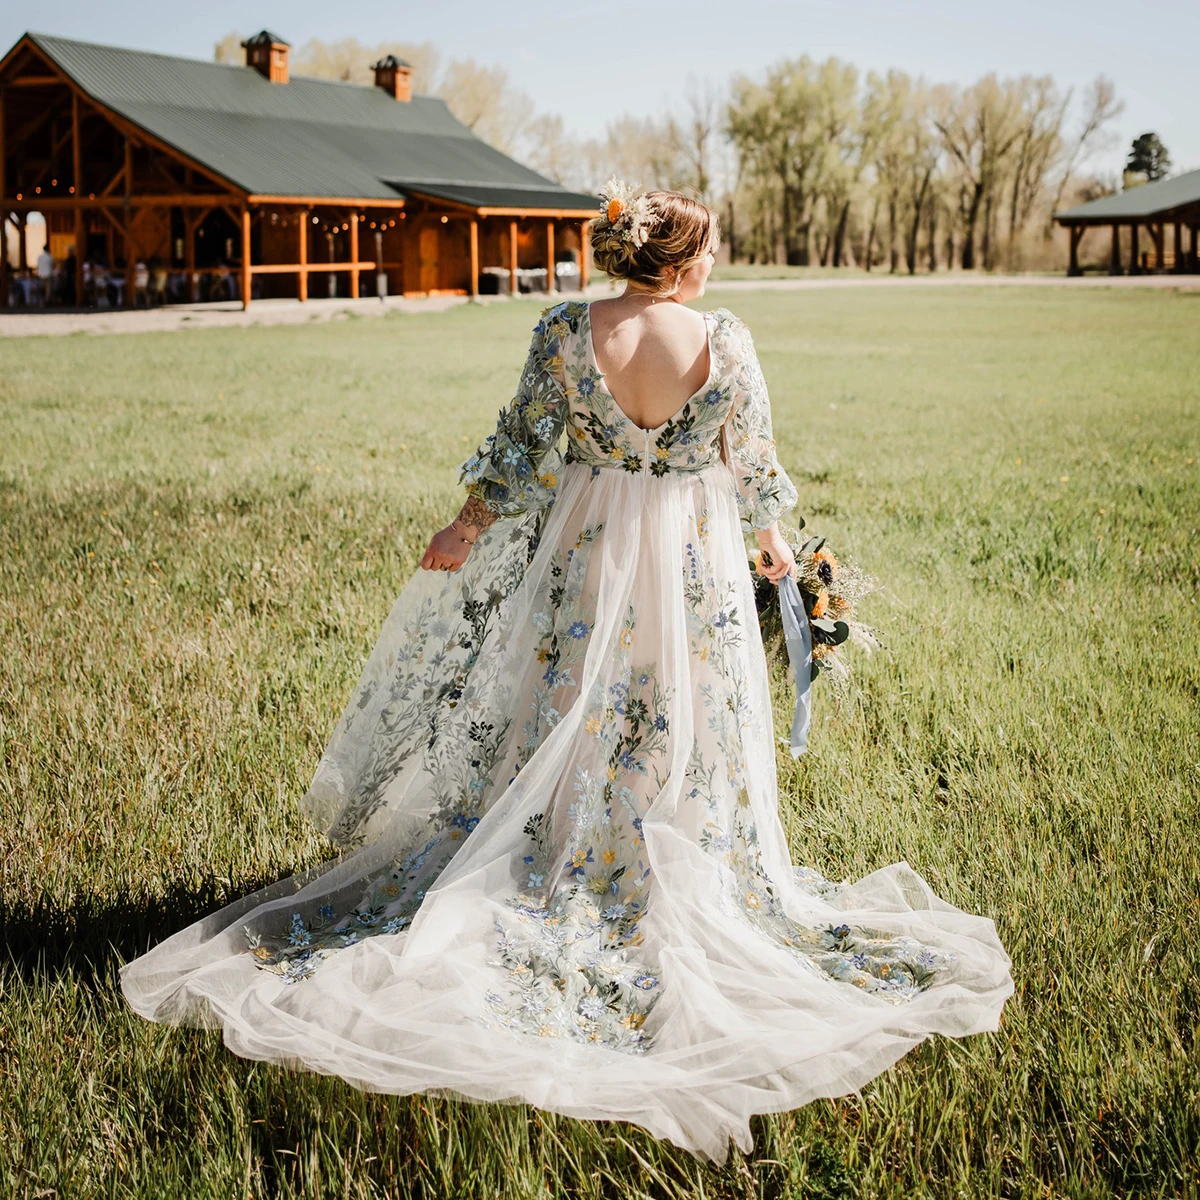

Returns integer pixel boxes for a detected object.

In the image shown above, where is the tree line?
[216,34,1133,272]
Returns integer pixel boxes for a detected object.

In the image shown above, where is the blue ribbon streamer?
[777,571,813,757]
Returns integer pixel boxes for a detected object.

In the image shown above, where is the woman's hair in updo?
[590,190,720,296]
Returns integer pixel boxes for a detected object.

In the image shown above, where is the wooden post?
[1129,223,1140,275]
[18,213,27,272]
[1109,224,1121,275]
[469,218,479,300]
[240,205,251,310]
[508,218,518,297]
[545,219,555,294]
[185,211,197,302]
[1152,223,1164,271]
[298,208,308,301]
[1172,221,1182,272]
[72,92,83,306]
[579,220,590,289]
[349,212,359,299]
[1068,225,1082,276]
[123,137,134,308]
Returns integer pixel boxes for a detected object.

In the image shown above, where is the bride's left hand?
[420,525,472,572]
[754,526,795,584]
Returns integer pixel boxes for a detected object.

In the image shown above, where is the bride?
[120,181,1013,1164]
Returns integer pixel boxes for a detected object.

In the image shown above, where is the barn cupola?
[243,30,290,84]
[372,55,413,102]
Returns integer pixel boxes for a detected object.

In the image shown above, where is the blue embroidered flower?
[568,620,589,639]
[318,904,335,920]
[603,903,627,921]
[579,996,605,1019]
[632,974,659,990]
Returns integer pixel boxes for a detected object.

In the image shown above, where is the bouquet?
[749,517,880,693]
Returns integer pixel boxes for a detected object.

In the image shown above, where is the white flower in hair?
[596,177,659,261]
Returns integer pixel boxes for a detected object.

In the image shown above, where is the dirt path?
[3,273,1197,337]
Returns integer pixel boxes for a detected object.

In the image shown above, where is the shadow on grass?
[1,870,288,987]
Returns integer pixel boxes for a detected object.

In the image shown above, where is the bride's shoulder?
[537,298,588,331]
[706,305,753,345]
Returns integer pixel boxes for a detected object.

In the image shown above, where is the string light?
[440,215,448,223]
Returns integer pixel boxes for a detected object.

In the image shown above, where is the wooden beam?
[251,261,375,275]
[469,217,479,300]
[72,92,83,305]
[4,193,242,210]
[248,193,407,209]
[1068,225,1082,276]
[8,76,61,88]
[579,220,590,289]
[349,212,359,298]
[1173,221,1183,273]
[509,218,518,298]
[1109,224,1121,275]
[1129,222,1140,275]
[241,205,251,310]
[545,219,554,295]
[298,208,308,302]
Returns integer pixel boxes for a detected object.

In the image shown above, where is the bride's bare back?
[587,297,712,431]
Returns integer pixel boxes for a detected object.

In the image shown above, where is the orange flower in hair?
[607,197,626,223]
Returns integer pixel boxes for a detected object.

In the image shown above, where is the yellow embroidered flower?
[619,627,633,648]
[697,516,709,538]
[252,947,271,959]
[538,472,557,488]
[737,787,751,808]
[609,447,623,459]
[745,891,761,909]
[656,446,670,460]
[697,645,710,661]
[537,648,550,662]
[574,426,587,440]
[585,715,603,735]
[606,766,618,781]
[382,884,399,897]
[620,1011,646,1029]
[537,1024,558,1037]
[571,849,589,868]
[607,196,626,222]
[602,849,616,864]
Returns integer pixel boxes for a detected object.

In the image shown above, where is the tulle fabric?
[120,454,1014,1164]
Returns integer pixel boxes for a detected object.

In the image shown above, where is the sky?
[6,0,1198,176]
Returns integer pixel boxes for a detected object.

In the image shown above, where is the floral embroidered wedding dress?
[120,299,1014,1163]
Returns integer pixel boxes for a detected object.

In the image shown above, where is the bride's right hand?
[420,525,472,572]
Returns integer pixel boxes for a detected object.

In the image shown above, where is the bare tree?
[1046,75,1124,235]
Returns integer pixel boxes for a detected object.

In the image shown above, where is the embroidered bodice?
[460,299,798,532]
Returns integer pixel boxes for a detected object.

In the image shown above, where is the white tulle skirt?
[119,457,1014,1164]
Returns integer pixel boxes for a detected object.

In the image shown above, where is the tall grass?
[2,287,1197,1198]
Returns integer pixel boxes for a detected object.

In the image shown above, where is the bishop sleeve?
[721,315,799,533]
[457,305,570,517]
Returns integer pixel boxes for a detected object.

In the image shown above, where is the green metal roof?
[400,181,601,212]
[23,32,597,210]
[1055,168,1200,223]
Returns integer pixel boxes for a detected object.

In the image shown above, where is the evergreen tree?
[1126,132,1171,182]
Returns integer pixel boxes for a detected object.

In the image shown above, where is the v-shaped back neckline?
[583,301,718,435]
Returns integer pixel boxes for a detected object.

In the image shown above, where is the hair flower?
[596,178,659,264]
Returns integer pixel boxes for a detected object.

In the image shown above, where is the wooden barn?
[0,30,599,308]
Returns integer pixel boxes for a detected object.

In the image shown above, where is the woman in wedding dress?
[120,182,1014,1164]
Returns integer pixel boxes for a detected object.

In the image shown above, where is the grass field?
[2,286,1198,1198]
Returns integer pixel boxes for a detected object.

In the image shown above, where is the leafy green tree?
[1126,132,1171,182]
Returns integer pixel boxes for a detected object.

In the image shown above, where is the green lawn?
[2,287,1198,1198]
